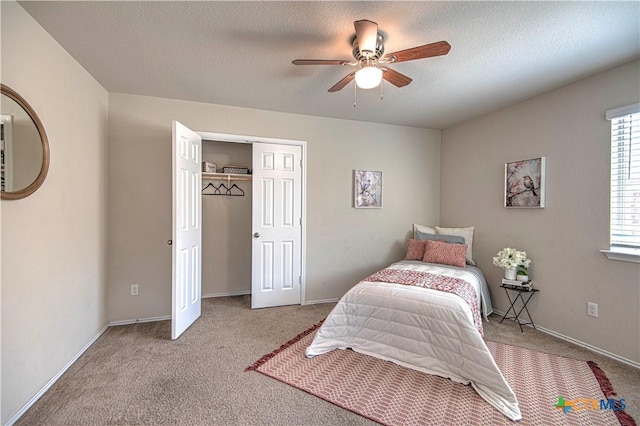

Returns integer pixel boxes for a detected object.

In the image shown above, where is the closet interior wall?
[202,140,252,297]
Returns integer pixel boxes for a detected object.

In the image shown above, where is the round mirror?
[1,84,50,200]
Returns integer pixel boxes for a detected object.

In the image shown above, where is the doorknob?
[167,239,172,245]
[253,232,260,238]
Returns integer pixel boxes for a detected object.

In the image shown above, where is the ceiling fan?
[292,19,451,93]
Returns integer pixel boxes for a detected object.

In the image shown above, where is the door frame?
[196,131,307,306]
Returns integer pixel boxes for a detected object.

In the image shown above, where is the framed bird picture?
[505,157,546,208]
[354,170,383,208]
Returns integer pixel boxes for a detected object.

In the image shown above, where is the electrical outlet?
[587,302,598,318]
[131,284,139,296]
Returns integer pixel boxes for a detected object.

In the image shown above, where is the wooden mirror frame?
[1,84,50,200]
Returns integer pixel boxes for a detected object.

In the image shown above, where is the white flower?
[492,247,531,270]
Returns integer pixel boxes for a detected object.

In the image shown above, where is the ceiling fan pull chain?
[353,83,357,108]
[380,79,384,101]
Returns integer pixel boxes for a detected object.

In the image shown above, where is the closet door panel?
[171,121,202,339]
[261,178,274,227]
[282,178,295,227]
[260,241,274,291]
[281,240,294,290]
[252,143,302,308]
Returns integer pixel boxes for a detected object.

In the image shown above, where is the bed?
[305,257,522,421]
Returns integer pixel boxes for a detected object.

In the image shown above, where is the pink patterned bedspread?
[364,268,484,336]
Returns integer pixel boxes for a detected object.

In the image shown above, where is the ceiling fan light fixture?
[355,66,383,89]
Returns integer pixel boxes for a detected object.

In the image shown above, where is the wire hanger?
[202,182,217,195]
[214,182,229,195]
[203,181,245,196]
[226,183,245,197]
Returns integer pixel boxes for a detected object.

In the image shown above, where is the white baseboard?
[202,292,338,306]
[109,315,171,326]
[492,309,640,369]
[5,324,110,426]
[109,293,253,326]
[107,293,255,326]
[303,298,339,305]
[202,290,250,299]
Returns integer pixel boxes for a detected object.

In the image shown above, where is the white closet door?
[251,143,302,308]
[171,121,202,339]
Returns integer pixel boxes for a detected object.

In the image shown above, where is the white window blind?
[607,103,640,251]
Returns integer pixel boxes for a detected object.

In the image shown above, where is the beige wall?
[441,60,640,364]
[0,2,109,424]
[107,93,441,322]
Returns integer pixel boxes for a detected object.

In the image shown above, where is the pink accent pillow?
[405,239,427,260]
[422,240,467,268]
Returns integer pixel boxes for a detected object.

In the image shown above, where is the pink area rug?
[247,321,636,426]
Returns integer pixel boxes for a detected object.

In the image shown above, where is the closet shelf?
[202,172,252,181]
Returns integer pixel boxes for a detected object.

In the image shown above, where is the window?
[603,103,640,262]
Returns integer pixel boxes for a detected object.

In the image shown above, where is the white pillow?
[436,226,475,265]
[413,224,436,238]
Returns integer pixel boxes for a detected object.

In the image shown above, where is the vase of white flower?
[493,247,531,281]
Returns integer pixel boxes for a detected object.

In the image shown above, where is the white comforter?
[306,261,521,421]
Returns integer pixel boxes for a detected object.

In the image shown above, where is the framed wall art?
[505,157,546,208]
[354,170,382,208]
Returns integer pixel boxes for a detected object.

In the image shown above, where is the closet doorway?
[171,123,307,338]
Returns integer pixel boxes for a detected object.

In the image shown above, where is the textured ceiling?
[18,1,640,129]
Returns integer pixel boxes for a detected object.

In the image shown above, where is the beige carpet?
[248,321,633,425]
[15,296,640,425]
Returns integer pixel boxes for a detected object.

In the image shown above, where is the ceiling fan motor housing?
[352,32,385,61]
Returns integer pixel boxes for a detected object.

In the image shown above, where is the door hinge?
[299,217,302,226]
[299,275,302,284]
[300,158,303,168]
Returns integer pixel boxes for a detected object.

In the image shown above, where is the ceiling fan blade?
[383,41,451,63]
[354,19,378,55]
[292,59,351,66]
[328,72,356,92]
[381,67,412,88]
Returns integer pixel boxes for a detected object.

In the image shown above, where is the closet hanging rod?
[202,172,252,181]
